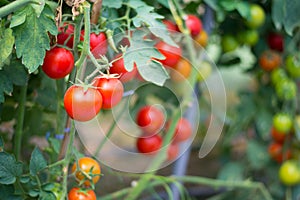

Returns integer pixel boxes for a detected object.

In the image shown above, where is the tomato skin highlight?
[155,41,182,68]
[185,14,202,37]
[93,77,124,109]
[109,54,138,83]
[64,85,102,122]
[71,157,101,186]
[42,47,74,79]
[68,187,96,200]
[136,105,166,135]
[136,134,163,154]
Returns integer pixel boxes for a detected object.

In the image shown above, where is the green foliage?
[0,152,23,184]
[10,5,57,73]
[29,147,47,176]
[246,140,270,170]
[103,0,123,8]
[0,184,22,200]
[218,162,244,181]
[0,28,14,68]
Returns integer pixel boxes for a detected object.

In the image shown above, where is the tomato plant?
[109,54,137,83]
[71,157,101,186]
[93,76,124,109]
[80,31,107,58]
[64,85,103,121]
[155,41,182,68]
[185,14,202,37]
[42,47,74,79]
[68,188,97,200]
[57,23,75,48]
[136,134,163,154]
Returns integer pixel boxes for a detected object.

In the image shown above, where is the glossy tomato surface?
[42,47,74,79]
[57,23,74,48]
[136,134,163,154]
[64,85,102,121]
[68,188,96,200]
[156,41,182,68]
[185,14,202,37]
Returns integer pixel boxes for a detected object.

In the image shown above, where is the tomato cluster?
[68,157,101,200]
[135,105,192,161]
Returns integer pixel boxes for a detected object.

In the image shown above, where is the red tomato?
[163,20,178,33]
[267,32,284,52]
[57,23,74,48]
[136,105,166,135]
[166,118,192,143]
[155,41,182,68]
[68,188,96,200]
[167,143,179,161]
[109,54,138,83]
[259,50,281,71]
[42,47,74,79]
[268,142,292,163]
[80,31,108,58]
[185,14,202,37]
[271,127,287,143]
[71,157,101,186]
[136,134,163,154]
[64,85,103,121]
[93,77,124,109]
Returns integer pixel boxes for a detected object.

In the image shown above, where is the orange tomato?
[259,50,281,71]
[170,58,192,82]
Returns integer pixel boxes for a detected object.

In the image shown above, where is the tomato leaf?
[217,162,244,181]
[246,140,270,170]
[29,147,47,176]
[10,5,57,73]
[0,28,15,69]
[0,152,23,184]
[123,31,169,86]
[0,184,22,200]
[102,0,122,8]
[255,108,273,141]
[39,190,56,200]
[128,0,177,47]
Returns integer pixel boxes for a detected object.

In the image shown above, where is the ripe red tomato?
[64,85,102,122]
[68,188,96,200]
[162,19,178,33]
[136,105,166,135]
[167,143,179,161]
[279,160,300,186]
[267,32,284,52]
[93,76,124,109]
[71,157,101,186]
[136,134,163,154]
[259,50,281,71]
[80,31,108,58]
[155,41,182,68]
[42,47,74,79]
[166,118,192,143]
[271,127,287,143]
[185,14,202,37]
[109,54,138,83]
[57,23,74,48]
[170,58,192,82]
[268,142,292,163]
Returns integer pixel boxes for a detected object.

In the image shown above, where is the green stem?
[13,84,27,160]
[56,79,66,135]
[0,0,40,18]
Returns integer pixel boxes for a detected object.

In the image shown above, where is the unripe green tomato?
[198,61,212,82]
[273,113,293,134]
[275,78,296,101]
[245,4,265,28]
[270,68,287,85]
[286,54,300,78]
[237,29,259,46]
[221,35,239,52]
[279,160,300,186]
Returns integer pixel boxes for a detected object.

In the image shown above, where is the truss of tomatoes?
[135,105,193,161]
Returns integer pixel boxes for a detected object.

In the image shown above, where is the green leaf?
[284,0,300,35]
[246,140,270,170]
[123,31,169,86]
[102,0,122,8]
[272,0,283,30]
[10,5,57,73]
[0,184,22,200]
[129,0,177,47]
[29,147,47,176]
[48,138,61,154]
[217,162,244,181]
[0,136,3,150]
[0,152,23,184]
[30,0,45,17]
[236,1,250,19]
[40,190,56,200]
[0,72,13,103]
[0,28,15,68]
[157,0,169,8]
[255,108,272,141]
[4,59,28,86]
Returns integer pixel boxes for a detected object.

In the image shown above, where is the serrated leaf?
[0,184,22,200]
[29,147,47,176]
[138,60,169,86]
[218,162,244,181]
[102,0,122,8]
[0,152,23,184]
[30,0,45,17]
[11,5,57,73]
[0,28,15,68]
[0,72,13,103]
[246,140,270,170]
[40,190,56,200]
[129,0,177,47]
